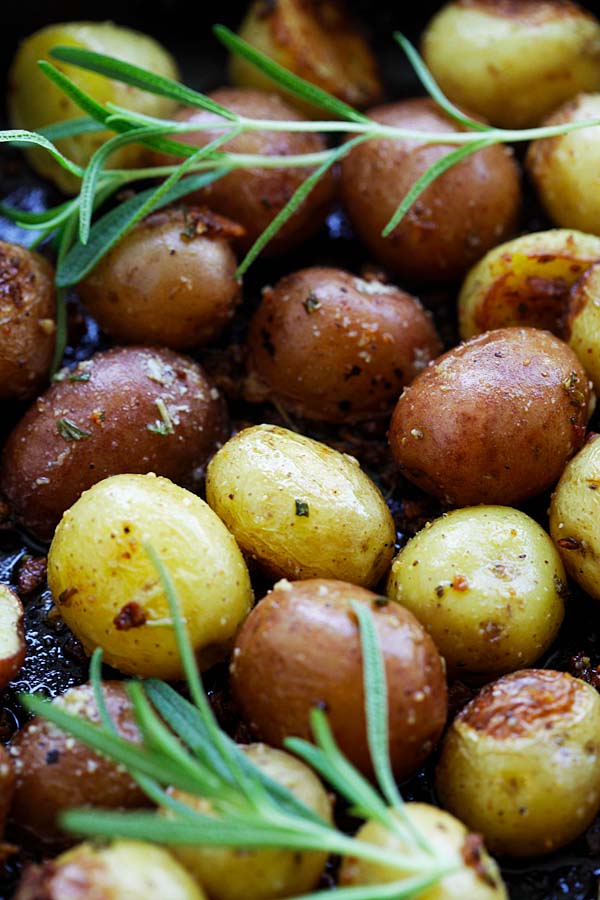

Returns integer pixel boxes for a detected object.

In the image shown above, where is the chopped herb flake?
[69,371,91,383]
[147,398,175,435]
[303,292,321,314]
[295,499,310,517]
[57,418,92,442]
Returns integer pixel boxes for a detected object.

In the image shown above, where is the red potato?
[0,745,15,840]
[0,584,25,691]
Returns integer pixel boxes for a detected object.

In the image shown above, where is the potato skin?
[340,98,520,283]
[389,327,590,506]
[153,89,335,255]
[0,241,55,400]
[8,682,147,848]
[387,507,565,680]
[246,267,441,422]
[206,424,395,586]
[78,208,242,349]
[0,584,26,691]
[566,261,600,392]
[0,746,15,841]
[436,669,600,856]
[422,1,600,129]
[230,579,447,780]
[47,474,253,679]
[0,346,227,542]
[458,229,600,339]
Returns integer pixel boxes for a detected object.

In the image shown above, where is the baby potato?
[389,327,591,507]
[165,744,332,900]
[78,207,242,349]
[458,229,600,339]
[9,681,147,848]
[0,346,227,542]
[246,267,441,422]
[565,261,600,392]
[8,22,179,194]
[206,424,395,586]
[0,746,15,841]
[436,669,600,856]
[47,473,253,679]
[0,241,56,400]
[230,0,383,113]
[0,584,26,691]
[387,507,565,681]
[527,93,600,234]
[152,89,335,256]
[422,1,600,129]
[14,840,206,900]
[339,803,507,900]
[230,579,447,780]
[340,98,520,283]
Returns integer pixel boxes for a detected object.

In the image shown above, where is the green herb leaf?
[0,129,83,178]
[56,418,92,442]
[295,499,310,517]
[146,397,175,435]
[39,116,107,141]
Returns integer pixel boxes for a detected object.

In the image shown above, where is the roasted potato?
[206,424,395,586]
[0,346,227,542]
[8,22,179,193]
[78,208,243,349]
[436,669,600,856]
[47,473,253,679]
[422,1,600,129]
[565,261,600,392]
[0,584,26,691]
[230,579,447,780]
[0,746,15,841]
[340,98,520,283]
[389,328,591,506]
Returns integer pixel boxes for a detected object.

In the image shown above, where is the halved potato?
[0,584,26,690]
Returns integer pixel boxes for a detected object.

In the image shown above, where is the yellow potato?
[566,261,600,392]
[47,473,253,679]
[206,425,395,587]
[422,1,600,128]
[387,506,565,680]
[458,229,600,339]
[9,22,179,193]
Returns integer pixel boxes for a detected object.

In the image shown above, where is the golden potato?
[526,93,600,234]
[206,424,395,586]
[436,669,600,856]
[230,0,382,113]
[339,803,507,900]
[0,584,26,691]
[422,1,600,129]
[8,22,179,193]
[230,579,447,780]
[389,328,591,506]
[165,744,332,900]
[458,229,600,339]
[565,261,600,392]
[246,267,441,422]
[340,98,520,283]
[47,473,253,679]
[387,507,565,680]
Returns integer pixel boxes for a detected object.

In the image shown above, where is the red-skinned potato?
[389,327,591,506]
[0,584,25,691]
[0,745,15,840]
[246,267,441,422]
[230,579,448,781]
[0,346,227,542]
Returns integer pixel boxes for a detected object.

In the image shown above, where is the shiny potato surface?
[0,241,55,400]
[8,682,147,848]
[230,0,383,113]
[206,424,395,586]
[339,98,520,283]
[8,22,179,194]
[230,579,447,780]
[565,261,600,392]
[0,345,227,542]
[387,507,565,680]
[340,803,507,900]
[389,327,591,506]
[422,1,600,129]
[458,229,600,339]
[78,207,242,349]
[166,744,332,900]
[47,474,253,679]
[246,267,441,422]
[153,89,335,255]
[0,584,26,691]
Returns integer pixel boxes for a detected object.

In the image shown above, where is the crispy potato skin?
[0,585,26,691]
[389,327,590,506]
[340,99,520,283]
[0,346,227,542]
[152,89,335,255]
[246,267,441,422]
[8,682,147,849]
[422,1,600,129]
[566,262,600,392]
[0,241,55,400]
[436,669,600,856]
[230,579,447,780]
[78,208,242,349]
